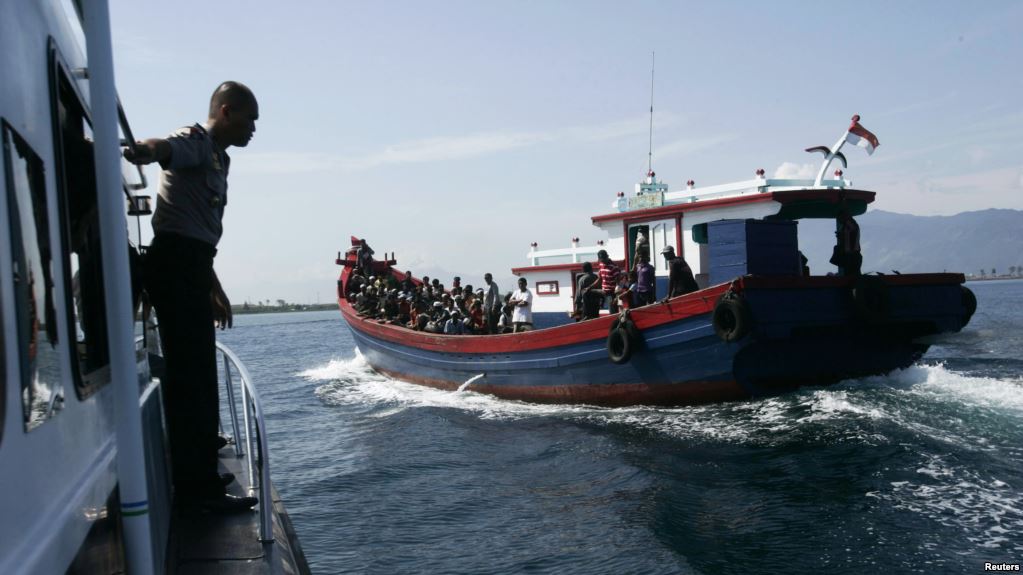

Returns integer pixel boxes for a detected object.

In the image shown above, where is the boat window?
[50,45,111,397]
[3,123,67,431]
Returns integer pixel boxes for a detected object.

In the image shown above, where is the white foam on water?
[868,453,1023,552]
[301,351,1022,449]
[302,349,602,420]
[902,363,1023,413]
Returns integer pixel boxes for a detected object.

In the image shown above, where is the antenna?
[648,51,655,175]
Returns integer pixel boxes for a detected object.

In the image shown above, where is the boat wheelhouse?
[514,168,872,326]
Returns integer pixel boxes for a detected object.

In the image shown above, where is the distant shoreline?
[232,303,337,315]
[965,275,1022,283]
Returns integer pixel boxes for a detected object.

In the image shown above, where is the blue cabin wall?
[708,219,800,285]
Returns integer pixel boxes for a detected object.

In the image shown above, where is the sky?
[108,0,1023,304]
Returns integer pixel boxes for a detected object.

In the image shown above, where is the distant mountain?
[797,208,1023,277]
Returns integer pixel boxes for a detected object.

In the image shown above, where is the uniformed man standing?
[125,81,258,513]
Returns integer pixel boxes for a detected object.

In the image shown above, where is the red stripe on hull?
[371,366,749,407]
[338,278,728,354]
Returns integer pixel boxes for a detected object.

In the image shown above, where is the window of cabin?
[50,45,110,397]
[3,124,66,431]
[535,281,559,296]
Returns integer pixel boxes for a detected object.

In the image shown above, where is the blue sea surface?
[217,279,1023,574]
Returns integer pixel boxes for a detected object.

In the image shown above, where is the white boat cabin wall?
[514,168,857,317]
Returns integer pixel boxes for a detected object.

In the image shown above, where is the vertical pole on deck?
[81,1,155,573]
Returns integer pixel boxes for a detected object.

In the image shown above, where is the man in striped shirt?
[597,249,622,314]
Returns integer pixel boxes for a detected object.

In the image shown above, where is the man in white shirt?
[509,277,534,332]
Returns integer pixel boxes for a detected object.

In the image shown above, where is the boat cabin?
[513,168,872,325]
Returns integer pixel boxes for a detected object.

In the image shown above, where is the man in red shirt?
[597,249,621,313]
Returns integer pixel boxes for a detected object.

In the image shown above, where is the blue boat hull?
[340,272,972,406]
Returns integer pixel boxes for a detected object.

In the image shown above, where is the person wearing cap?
[661,245,699,300]
[509,277,534,332]
[597,249,622,313]
[444,309,466,335]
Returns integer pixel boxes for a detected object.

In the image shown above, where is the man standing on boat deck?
[574,262,601,320]
[509,277,534,332]
[634,255,656,306]
[483,272,500,334]
[834,207,862,277]
[661,245,699,300]
[124,81,258,513]
[597,249,621,314]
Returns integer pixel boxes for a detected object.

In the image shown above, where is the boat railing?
[216,341,275,543]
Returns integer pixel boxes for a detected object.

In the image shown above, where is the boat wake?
[301,350,1023,555]
[302,351,1022,437]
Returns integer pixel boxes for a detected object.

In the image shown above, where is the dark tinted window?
[50,53,109,396]
[3,124,66,431]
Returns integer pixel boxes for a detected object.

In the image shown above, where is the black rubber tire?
[712,296,752,342]
[852,275,890,323]
[607,328,632,364]
[607,317,640,364]
[960,286,977,328]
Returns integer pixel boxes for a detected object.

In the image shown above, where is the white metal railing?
[216,341,274,543]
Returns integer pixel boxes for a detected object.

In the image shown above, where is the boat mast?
[647,51,655,175]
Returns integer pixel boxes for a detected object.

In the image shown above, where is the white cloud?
[655,134,735,161]
[773,162,817,179]
[234,114,669,175]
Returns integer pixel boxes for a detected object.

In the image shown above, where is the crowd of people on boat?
[571,245,698,320]
[345,267,537,334]
[346,238,700,335]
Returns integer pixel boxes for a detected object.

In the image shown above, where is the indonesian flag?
[845,114,880,155]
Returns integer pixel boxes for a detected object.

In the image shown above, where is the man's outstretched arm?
[123,138,171,166]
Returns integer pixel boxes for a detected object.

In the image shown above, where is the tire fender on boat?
[852,275,890,323]
[960,285,977,328]
[607,313,640,364]
[712,294,752,343]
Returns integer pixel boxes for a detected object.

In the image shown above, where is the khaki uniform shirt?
[152,124,230,247]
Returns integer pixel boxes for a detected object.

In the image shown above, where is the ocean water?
[216,279,1023,574]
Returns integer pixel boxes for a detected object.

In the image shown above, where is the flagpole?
[814,131,849,186]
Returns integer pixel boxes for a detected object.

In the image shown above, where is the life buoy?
[960,286,977,328]
[607,316,640,364]
[712,295,752,342]
[852,275,889,323]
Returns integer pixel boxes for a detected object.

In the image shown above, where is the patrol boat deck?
[167,446,308,573]
[0,1,309,573]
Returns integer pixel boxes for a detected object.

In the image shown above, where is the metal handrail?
[216,341,274,543]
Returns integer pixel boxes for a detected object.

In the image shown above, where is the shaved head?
[208,81,256,118]
[207,81,259,148]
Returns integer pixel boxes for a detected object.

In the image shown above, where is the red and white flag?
[845,114,880,155]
